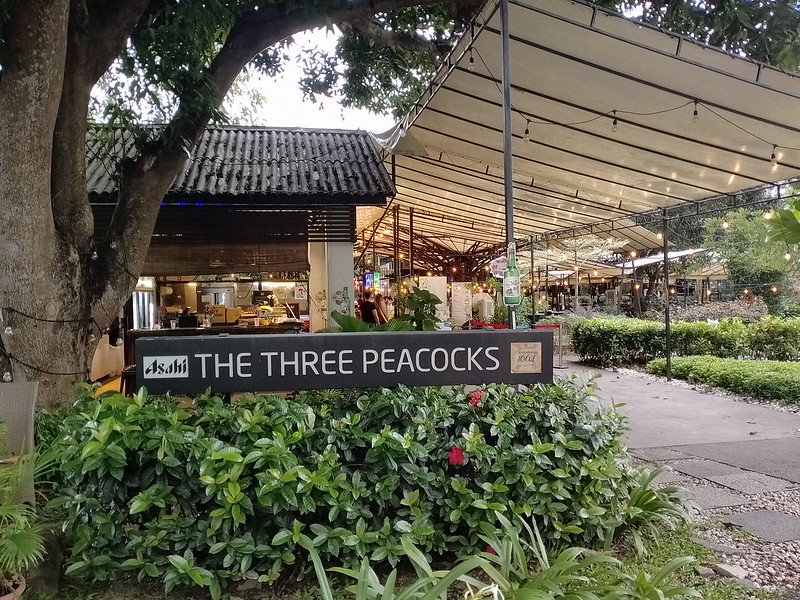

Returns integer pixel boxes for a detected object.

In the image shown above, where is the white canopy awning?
[613,248,706,269]
[380,0,800,249]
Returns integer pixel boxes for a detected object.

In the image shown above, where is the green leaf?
[272,530,292,545]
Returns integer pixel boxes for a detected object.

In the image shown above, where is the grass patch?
[612,525,780,600]
[646,355,800,404]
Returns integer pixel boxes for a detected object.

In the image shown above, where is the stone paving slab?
[632,447,693,462]
[672,460,747,479]
[707,472,796,495]
[673,438,800,483]
[722,510,800,542]
[653,469,689,485]
[682,485,752,509]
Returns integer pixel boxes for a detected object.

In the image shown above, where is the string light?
[772,286,779,293]
[785,252,792,261]
[721,221,729,230]
[523,120,530,143]
[468,49,475,72]
[611,110,619,133]
[765,211,774,220]
[692,101,699,123]
[629,250,637,258]
[771,146,778,167]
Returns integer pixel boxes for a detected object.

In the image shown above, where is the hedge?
[646,355,800,405]
[570,319,664,367]
[571,316,800,367]
[53,380,636,594]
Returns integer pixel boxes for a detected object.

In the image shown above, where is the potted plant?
[0,435,45,599]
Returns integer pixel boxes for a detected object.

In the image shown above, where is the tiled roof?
[86,126,394,203]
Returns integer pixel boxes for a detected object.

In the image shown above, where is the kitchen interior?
[92,275,311,386]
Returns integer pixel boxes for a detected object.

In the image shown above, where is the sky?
[223,29,398,134]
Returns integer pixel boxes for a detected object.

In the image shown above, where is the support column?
[500,0,516,328]
[662,210,672,381]
[308,241,355,332]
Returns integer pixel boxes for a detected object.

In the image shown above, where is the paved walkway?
[562,359,800,563]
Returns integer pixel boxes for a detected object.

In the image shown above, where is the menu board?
[451,282,473,327]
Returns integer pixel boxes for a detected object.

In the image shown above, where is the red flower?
[448,446,465,466]
[485,546,497,555]
[469,390,484,407]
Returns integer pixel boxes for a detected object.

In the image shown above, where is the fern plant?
[476,512,617,600]
[300,534,483,600]
[0,453,43,594]
[317,310,415,333]
[605,467,695,556]
[601,557,701,599]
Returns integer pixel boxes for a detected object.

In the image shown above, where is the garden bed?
[646,356,800,405]
[43,380,638,597]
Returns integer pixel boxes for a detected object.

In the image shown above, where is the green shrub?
[669,298,768,323]
[571,319,664,367]
[646,356,800,404]
[573,317,800,366]
[670,319,745,359]
[55,380,636,595]
[744,316,800,361]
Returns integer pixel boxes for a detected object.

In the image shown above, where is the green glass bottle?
[503,242,521,306]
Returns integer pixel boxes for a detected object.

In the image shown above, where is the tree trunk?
[0,1,94,408]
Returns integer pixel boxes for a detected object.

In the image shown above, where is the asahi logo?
[142,355,189,379]
[510,342,542,374]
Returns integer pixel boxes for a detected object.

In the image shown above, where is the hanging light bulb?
[468,49,475,72]
[692,101,699,123]
[785,251,792,261]
[611,110,619,133]
[2,372,11,383]
[523,121,530,143]
[771,146,778,167]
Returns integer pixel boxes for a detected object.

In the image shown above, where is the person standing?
[360,291,379,325]
[374,293,389,324]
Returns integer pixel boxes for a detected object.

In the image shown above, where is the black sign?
[135,330,554,394]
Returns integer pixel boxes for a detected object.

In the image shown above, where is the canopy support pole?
[501,0,516,328]
[530,236,535,323]
[409,208,414,286]
[662,209,672,381]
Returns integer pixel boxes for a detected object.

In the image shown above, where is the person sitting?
[360,291,379,326]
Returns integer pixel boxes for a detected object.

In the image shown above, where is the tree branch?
[342,18,453,57]
[96,0,480,316]
[51,0,152,250]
